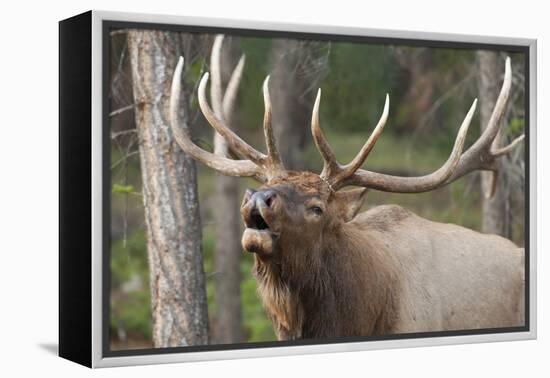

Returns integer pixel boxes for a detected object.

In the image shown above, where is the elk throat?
[252,228,400,340]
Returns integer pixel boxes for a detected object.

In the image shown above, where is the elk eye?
[309,206,323,216]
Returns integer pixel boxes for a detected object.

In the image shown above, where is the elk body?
[169,40,525,339]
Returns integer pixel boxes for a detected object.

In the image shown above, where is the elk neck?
[252,220,400,339]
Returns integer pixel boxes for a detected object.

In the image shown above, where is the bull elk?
[169,40,525,340]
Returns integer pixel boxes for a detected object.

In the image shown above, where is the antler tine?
[211,34,247,123]
[211,34,227,157]
[335,94,390,184]
[262,76,284,170]
[343,98,477,192]
[169,57,263,179]
[210,34,225,121]
[442,56,524,193]
[481,57,513,150]
[311,89,339,179]
[222,54,246,122]
[312,91,391,188]
[210,35,247,159]
[493,134,525,157]
[486,58,525,158]
[198,73,267,166]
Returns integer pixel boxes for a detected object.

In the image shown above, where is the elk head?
[169,44,523,261]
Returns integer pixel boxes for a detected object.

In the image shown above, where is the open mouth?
[246,209,270,230]
[242,207,276,255]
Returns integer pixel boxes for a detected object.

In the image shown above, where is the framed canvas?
[59,10,537,368]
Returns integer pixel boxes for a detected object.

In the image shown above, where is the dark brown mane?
[253,220,400,339]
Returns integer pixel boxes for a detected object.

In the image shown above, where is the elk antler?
[170,35,286,181]
[312,90,391,185]
[312,57,524,193]
[262,75,285,171]
[210,34,246,157]
[170,57,262,178]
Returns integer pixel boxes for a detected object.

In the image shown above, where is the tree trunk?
[393,48,435,133]
[269,39,321,170]
[211,37,242,344]
[211,173,242,343]
[477,51,511,237]
[127,30,209,347]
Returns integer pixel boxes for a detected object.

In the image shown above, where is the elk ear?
[335,188,368,222]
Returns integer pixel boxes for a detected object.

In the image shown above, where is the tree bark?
[127,30,209,347]
[269,39,322,170]
[211,37,243,344]
[477,51,511,237]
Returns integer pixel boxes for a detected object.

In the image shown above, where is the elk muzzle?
[241,189,279,255]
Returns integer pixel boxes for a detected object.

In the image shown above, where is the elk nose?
[253,190,277,209]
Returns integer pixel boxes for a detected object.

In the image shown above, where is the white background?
[0,0,546,376]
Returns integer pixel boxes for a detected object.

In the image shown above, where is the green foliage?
[111,290,152,341]
[110,231,151,340]
[236,38,274,136]
[320,43,396,133]
[112,183,136,195]
[304,129,448,174]
[509,117,525,136]
[240,263,276,342]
